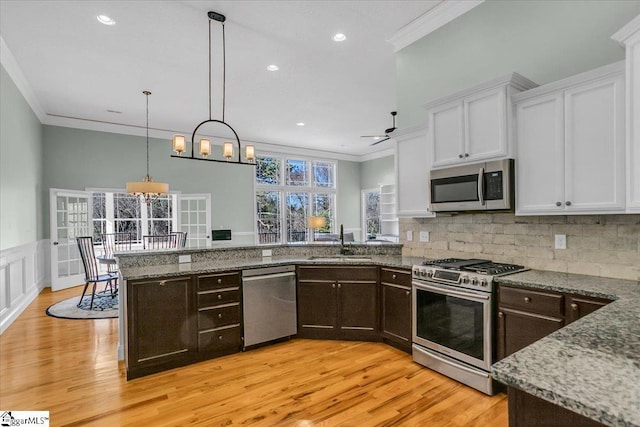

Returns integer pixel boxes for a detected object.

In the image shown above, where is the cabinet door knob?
[406,291,410,296]
[218,313,223,318]
[464,153,469,157]
[337,283,341,289]
[565,201,572,206]
[459,154,464,158]
[392,274,397,279]
[217,278,222,284]
[217,294,222,300]
[332,283,336,288]
[524,297,531,303]
[556,201,562,207]
[498,311,504,318]
[571,303,578,311]
[218,335,223,340]
[159,280,167,286]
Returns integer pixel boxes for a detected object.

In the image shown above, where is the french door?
[49,189,92,291]
[178,194,211,248]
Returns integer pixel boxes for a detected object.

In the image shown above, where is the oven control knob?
[419,269,427,277]
[470,277,478,286]
[413,268,420,277]
[426,269,434,278]
[461,275,469,284]
[480,278,488,287]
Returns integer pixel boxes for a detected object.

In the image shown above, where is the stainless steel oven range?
[412,258,527,395]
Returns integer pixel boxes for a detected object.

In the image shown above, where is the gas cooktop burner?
[421,258,527,276]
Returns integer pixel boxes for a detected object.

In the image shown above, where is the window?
[362,189,380,240]
[92,192,176,245]
[255,155,336,244]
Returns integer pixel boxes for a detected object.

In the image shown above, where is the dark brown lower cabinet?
[565,294,611,324]
[297,265,378,341]
[380,267,412,353]
[126,276,197,379]
[508,387,605,427]
[497,308,564,360]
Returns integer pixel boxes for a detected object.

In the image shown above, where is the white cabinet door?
[564,76,626,212]
[396,128,433,217]
[628,38,640,211]
[465,87,507,163]
[516,93,565,214]
[430,101,463,167]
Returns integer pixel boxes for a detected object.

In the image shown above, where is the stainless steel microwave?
[429,159,514,212]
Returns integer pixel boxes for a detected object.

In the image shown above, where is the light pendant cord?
[208,18,212,121]
[145,91,151,177]
[222,22,226,123]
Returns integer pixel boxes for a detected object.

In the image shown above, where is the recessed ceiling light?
[97,15,116,26]
[296,122,305,127]
[267,64,279,71]
[332,33,346,42]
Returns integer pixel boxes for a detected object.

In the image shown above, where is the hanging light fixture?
[126,91,169,203]
[171,11,255,165]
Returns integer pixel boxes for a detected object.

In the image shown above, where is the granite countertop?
[492,270,640,427]
[119,255,419,281]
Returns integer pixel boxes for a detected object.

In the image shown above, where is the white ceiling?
[0,0,442,159]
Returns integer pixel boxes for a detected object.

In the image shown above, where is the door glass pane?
[286,192,308,242]
[256,191,281,244]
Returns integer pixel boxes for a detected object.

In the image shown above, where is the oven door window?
[416,288,485,360]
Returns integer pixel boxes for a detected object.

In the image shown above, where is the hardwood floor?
[0,286,508,426]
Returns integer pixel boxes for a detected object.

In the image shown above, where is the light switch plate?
[178,254,192,263]
[419,231,430,242]
[406,230,413,241]
[554,234,567,250]
[262,249,273,257]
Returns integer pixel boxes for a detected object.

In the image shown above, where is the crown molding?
[611,14,640,45]
[387,0,484,52]
[0,36,46,122]
[359,148,395,162]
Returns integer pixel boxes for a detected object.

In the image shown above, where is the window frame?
[254,154,337,245]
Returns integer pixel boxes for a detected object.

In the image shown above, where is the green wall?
[397,0,640,128]
[0,65,43,251]
[360,155,394,190]
[42,126,256,242]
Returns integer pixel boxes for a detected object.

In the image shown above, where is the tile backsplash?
[400,214,640,281]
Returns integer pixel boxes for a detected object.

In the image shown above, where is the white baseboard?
[0,239,50,334]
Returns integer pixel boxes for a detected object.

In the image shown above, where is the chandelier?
[126,91,169,203]
[171,11,255,165]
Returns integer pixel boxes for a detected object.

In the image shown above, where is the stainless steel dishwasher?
[242,265,297,349]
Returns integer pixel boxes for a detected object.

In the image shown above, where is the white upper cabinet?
[514,62,626,215]
[426,74,537,168]
[612,14,640,213]
[395,125,435,217]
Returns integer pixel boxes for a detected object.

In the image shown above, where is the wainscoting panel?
[0,240,49,334]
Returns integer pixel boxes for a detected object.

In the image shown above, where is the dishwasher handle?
[242,272,296,282]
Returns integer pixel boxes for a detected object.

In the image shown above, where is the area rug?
[46,291,118,320]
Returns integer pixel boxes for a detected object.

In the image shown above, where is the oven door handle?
[413,281,490,302]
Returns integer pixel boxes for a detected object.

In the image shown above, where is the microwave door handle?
[478,167,485,206]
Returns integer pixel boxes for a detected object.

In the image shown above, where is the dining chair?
[172,231,188,248]
[101,232,132,271]
[76,237,118,310]
[143,234,177,249]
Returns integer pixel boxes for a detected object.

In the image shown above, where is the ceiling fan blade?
[370,137,390,146]
[360,135,386,138]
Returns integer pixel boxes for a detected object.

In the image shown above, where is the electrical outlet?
[419,231,430,242]
[406,230,413,242]
[554,234,567,250]
[262,249,273,257]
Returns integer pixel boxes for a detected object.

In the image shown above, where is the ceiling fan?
[361,111,397,145]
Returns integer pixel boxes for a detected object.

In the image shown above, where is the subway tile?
[483,244,504,255]
[582,224,618,238]
[503,224,528,235]
[464,243,484,253]
[551,224,583,236]
[472,214,492,224]
[617,224,640,237]
[526,246,554,259]
[567,215,603,224]
[449,241,465,252]
[454,215,474,224]
[567,261,601,277]
[484,224,505,234]
[567,236,600,249]
[464,224,485,234]
[598,264,640,281]
[541,216,568,224]
[446,224,465,233]
[599,236,638,251]
[492,213,516,224]
[514,235,541,247]
[525,224,552,236]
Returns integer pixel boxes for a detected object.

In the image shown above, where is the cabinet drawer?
[198,304,240,330]
[500,286,564,317]
[198,325,241,352]
[380,268,411,287]
[198,288,240,307]
[197,272,241,291]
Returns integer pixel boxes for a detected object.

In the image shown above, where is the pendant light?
[171,11,255,165]
[126,91,169,203]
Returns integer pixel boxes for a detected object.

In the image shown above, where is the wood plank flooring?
[0,286,508,426]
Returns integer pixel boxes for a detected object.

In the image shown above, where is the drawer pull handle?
[217,278,222,284]
[217,294,222,300]
[524,297,531,303]
[498,311,504,318]
[218,313,223,319]
[218,335,223,340]
[159,280,167,286]
[571,303,578,311]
